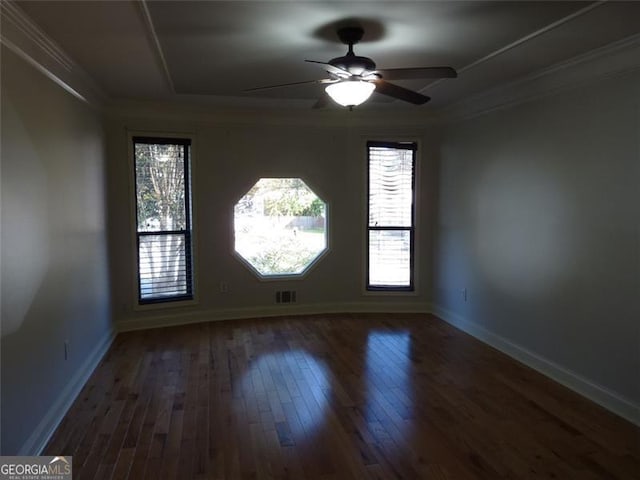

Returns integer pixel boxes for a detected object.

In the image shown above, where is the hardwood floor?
[44,313,639,479]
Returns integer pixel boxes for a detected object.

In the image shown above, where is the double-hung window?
[133,137,193,304]
[367,141,416,291]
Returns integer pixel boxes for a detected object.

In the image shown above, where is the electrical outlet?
[64,340,69,360]
[219,281,229,293]
[462,288,468,302]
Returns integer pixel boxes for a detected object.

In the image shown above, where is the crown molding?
[4,0,635,127]
[103,33,640,128]
[0,0,108,107]
[0,0,73,69]
[440,33,640,123]
[423,1,605,96]
[104,98,441,128]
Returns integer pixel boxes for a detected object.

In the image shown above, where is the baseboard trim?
[118,302,640,425]
[117,302,431,332]
[429,304,640,426]
[17,329,116,456]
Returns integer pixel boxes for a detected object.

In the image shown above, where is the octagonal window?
[234,178,327,277]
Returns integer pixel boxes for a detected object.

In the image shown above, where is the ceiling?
[14,0,640,111]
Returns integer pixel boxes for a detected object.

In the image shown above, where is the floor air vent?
[276,290,296,304]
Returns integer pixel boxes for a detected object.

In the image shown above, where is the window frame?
[132,135,194,305]
[366,140,417,292]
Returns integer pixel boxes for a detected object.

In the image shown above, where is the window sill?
[133,298,199,312]
[362,289,418,297]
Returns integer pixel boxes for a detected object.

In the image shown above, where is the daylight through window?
[133,137,193,303]
[367,141,416,290]
[234,178,327,277]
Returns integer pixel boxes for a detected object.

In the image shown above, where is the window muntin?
[133,137,193,303]
[367,141,416,291]
[234,178,327,277]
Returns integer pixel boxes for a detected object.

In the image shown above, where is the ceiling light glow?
[325,80,375,107]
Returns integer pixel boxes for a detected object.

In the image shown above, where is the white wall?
[434,70,640,421]
[1,47,113,454]
[106,112,438,330]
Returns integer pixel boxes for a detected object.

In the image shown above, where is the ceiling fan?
[245,26,457,109]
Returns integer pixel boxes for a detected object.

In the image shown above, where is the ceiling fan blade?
[305,59,352,77]
[244,79,331,92]
[373,79,430,105]
[312,93,331,109]
[377,66,457,80]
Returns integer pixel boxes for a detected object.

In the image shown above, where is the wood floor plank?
[43,313,639,479]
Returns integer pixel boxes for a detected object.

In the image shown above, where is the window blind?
[134,137,193,303]
[367,142,416,290]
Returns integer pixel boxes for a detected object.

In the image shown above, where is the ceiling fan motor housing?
[331,26,377,76]
[329,55,376,76]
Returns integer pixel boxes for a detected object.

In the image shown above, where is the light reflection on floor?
[236,349,330,438]
[364,331,413,430]
[233,331,415,456]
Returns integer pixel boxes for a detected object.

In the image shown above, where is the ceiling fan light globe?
[325,80,375,107]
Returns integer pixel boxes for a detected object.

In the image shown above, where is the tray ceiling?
[13,1,640,110]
